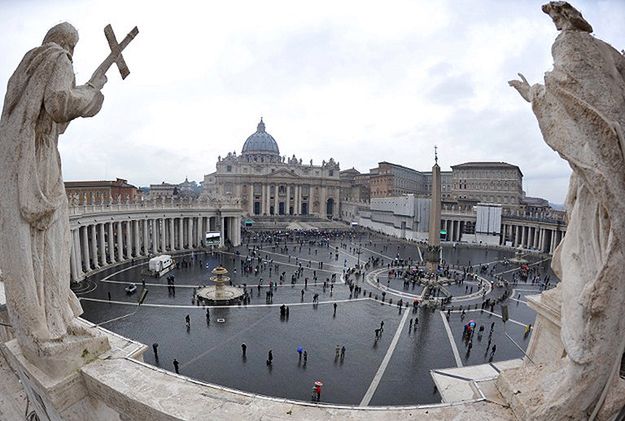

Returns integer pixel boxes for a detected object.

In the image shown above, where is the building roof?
[450,162,523,176]
[377,161,424,175]
[64,178,136,189]
[241,118,280,156]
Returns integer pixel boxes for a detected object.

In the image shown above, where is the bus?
[206,231,220,246]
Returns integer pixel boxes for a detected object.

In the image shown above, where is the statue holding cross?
[0,22,138,374]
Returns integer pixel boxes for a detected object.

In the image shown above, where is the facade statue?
[509,2,625,418]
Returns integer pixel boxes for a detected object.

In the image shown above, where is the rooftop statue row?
[68,193,240,209]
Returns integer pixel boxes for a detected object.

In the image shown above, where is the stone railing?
[68,196,241,217]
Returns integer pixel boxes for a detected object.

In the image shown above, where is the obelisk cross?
[90,24,139,83]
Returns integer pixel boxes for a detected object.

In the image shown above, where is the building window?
[226,165,232,172]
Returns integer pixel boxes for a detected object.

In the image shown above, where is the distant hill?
[549,203,565,211]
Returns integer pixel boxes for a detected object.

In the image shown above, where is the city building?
[64,178,138,204]
[450,162,524,208]
[202,118,341,218]
[149,182,178,199]
[339,168,370,202]
[369,161,427,198]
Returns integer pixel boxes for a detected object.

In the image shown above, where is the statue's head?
[43,22,79,55]
[542,1,593,32]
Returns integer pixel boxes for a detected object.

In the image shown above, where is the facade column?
[249,186,254,215]
[116,221,124,261]
[81,226,91,272]
[286,185,291,215]
[520,225,525,248]
[550,230,556,254]
[90,224,99,269]
[294,185,300,215]
[99,224,106,265]
[108,222,116,263]
[274,185,279,215]
[538,228,544,252]
[266,185,271,215]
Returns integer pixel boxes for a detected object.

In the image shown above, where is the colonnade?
[438,217,564,254]
[70,214,242,282]
[501,223,564,254]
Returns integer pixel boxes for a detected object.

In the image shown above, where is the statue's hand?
[508,73,531,102]
[88,73,108,90]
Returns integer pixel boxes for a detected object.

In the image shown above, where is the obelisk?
[425,147,441,273]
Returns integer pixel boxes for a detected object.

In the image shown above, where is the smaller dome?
[242,118,280,156]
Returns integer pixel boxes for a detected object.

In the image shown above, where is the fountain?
[196,266,244,305]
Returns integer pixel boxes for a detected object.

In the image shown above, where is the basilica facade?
[202,119,341,218]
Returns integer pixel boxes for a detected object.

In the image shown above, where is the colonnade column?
[99,224,106,265]
[81,226,91,272]
[151,219,157,254]
[71,229,81,281]
[132,220,138,256]
[116,221,123,261]
[143,219,149,256]
[125,221,132,259]
[169,218,174,249]
[90,225,99,269]
[178,218,184,249]
[158,218,167,253]
[219,217,225,247]
[187,217,193,248]
[107,223,115,263]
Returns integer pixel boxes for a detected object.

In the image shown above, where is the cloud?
[1,0,623,204]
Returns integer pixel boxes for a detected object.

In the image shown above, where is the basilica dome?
[241,118,280,156]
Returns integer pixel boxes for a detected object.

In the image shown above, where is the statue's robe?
[0,42,103,345]
[528,28,625,414]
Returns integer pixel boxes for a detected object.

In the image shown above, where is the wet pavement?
[78,231,556,406]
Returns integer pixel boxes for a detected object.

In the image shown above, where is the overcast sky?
[1,0,623,203]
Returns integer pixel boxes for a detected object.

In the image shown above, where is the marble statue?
[0,22,137,375]
[509,2,625,418]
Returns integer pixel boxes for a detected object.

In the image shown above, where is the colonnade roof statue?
[509,1,625,419]
[0,22,138,376]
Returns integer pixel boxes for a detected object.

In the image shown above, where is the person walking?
[185,314,190,328]
[241,343,247,357]
[173,359,179,374]
[267,349,273,365]
[340,345,346,359]
[333,302,337,316]
[335,345,340,360]
[152,343,159,359]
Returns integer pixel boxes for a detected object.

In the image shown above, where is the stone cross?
[91,24,139,82]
